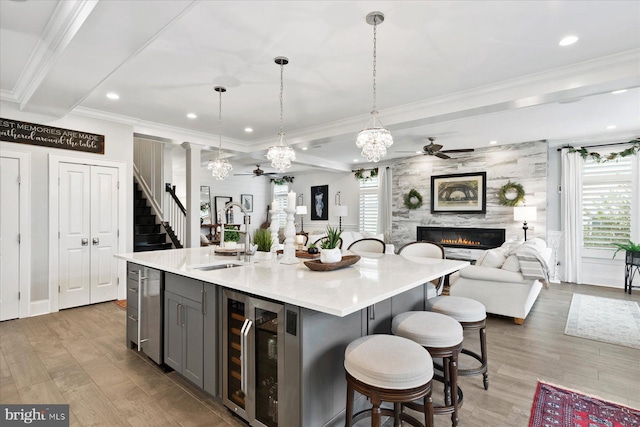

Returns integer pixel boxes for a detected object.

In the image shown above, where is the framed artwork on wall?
[431,172,487,214]
[310,185,329,220]
[240,194,253,212]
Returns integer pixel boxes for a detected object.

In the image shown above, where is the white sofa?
[449,238,551,325]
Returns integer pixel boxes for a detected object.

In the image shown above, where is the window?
[359,176,378,234]
[273,183,289,228]
[582,154,635,253]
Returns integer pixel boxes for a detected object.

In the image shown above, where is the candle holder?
[280,206,298,264]
[269,206,280,253]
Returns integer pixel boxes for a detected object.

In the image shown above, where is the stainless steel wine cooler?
[222,289,285,427]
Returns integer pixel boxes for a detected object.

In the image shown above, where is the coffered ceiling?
[1,0,639,173]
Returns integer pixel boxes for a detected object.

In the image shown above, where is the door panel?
[164,291,183,372]
[183,297,203,387]
[0,157,20,321]
[90,166,118,303]
[59,163,91,309]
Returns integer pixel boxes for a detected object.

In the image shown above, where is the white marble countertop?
[115,247,468,317]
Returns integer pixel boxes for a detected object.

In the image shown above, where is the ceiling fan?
[402,137,475,159]
[233,164,277,177]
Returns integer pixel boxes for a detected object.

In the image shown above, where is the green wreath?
[403,189,423,210]
[498,181,525,206]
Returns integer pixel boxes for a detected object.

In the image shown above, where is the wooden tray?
[296,251,320,259]
[304,255,361,271]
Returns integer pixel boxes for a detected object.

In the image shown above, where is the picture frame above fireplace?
[431,172,486,214]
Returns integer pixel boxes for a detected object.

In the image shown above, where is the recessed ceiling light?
[606,125,617,130]
[353,159,359,162]
[558,35,578,46]
[611,89,628,95]
[244,127,253,133]
[415,151,422,154]
[301,147,308,151]
[186,113,197,119]
[489,140,497,145]
[106,92,120,100]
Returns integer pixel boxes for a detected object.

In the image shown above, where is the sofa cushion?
[459,265,527,284]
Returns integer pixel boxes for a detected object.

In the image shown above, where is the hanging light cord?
[372,15,378,114]
[279,61,285,138]
[217,89,223,156]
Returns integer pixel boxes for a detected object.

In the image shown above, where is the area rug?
[529,381,640,427]
[564,293,640,349]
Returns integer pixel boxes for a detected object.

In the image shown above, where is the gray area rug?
[564,293,640,349]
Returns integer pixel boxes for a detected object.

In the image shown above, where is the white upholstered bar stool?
[392,311,463,427]
[347,238,386,253]
[344,335,434,427]
[397,242,447,296]
[426,296,489,390]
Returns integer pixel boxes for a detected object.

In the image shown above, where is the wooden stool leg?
[371,394,382,427]
[480,326,489,390]
[450,353,459,427]
[393,403,401,427]
[425,391,434,427]
[345,382,354,427]
[444,357,451,406]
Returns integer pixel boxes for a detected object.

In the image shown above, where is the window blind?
[359,177,378,234]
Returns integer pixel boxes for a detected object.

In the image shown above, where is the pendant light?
[207,86,233,180]
[356,11,393,163]
[266,56,295,172]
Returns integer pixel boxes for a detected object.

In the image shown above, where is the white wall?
[289,171,358,234]
[0,100,134,309]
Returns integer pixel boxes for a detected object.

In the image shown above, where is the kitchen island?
[116,247,468,427]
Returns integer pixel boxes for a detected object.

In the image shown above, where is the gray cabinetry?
[164,273,204,388]
[363,285,425,335]
[202,282,218,397]
[126,262,163,365]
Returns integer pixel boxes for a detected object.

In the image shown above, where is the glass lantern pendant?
[208,86,233,180]
[267,56,295,172]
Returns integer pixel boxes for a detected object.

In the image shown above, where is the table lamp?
[296,205,307,233]
[514,206,537,241]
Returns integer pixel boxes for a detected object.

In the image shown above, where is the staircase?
[134,182,173,252]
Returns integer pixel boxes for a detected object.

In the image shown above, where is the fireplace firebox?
[417,226,505,250]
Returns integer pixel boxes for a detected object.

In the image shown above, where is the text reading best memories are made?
[0,118,104,154]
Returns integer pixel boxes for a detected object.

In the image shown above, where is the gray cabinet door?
[183,296,203,387]
[203,283,218,396]
[366,298,392,335]
[164,291,183,372]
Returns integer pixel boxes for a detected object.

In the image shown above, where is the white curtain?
[560,149,583,284]
[377,166,393,240]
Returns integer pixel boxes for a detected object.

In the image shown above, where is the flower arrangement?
[566,138,640,163]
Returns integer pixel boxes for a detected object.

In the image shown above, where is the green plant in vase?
[224,228,240,243]
[320,225,343,263]
[253,229,273,252]
[307,243,319,254]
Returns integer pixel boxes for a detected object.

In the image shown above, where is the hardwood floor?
[1,283,638,426]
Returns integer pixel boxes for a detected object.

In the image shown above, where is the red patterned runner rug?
[529,381,640,427]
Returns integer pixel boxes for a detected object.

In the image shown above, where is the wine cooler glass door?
[225,296,247,415]
[253,301,284,427]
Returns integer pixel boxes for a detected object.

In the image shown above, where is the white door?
[59,163,91,309]
[90,166,118,303]
[59,163,118,309]
[0,157,21,320]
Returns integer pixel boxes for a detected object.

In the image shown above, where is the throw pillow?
[501,254,521,272]
[200,233,210,245]
[479,248,507,268]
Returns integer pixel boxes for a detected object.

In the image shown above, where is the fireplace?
[417,226,505,250]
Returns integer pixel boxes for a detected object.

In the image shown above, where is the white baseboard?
[29,300,51,317]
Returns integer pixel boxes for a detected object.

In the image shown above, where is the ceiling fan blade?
[435,152,451,159]
[430,144,443,152]
[441,148,475,153]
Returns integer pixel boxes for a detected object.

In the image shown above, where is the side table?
[625,250,640,294]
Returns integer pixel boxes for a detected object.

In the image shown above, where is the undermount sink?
[192,262,242,271]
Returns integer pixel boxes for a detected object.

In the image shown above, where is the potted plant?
[307,243,319,255]
[612,240,640,266]
[223,228,240,249]
[253,229,273,261]
[320,225,343,264]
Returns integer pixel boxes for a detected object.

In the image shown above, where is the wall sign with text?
[0,118,105,154]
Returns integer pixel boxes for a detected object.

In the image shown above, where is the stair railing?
[165,183,186,245]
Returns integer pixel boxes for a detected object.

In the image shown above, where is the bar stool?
[344,335,434,427]
[392,311,463,427]
[426,296,489,390]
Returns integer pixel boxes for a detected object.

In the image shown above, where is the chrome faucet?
[221,201,252,262]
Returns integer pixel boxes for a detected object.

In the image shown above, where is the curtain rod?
[556,140,636,151]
